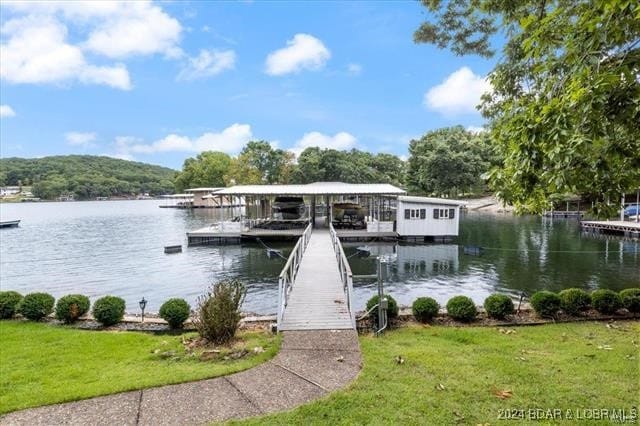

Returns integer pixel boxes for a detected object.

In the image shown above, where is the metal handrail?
[276,221,313,329]
[329,223,355,328]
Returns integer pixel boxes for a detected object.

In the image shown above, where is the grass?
[232,321,639,425]
[0,320,280,414]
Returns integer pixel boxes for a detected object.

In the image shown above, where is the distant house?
[185,188,244,209]
[0,186,21,197]
[396,196,466,241]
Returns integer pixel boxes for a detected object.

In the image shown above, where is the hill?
[0,155,176,200]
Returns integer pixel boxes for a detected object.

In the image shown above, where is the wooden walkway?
[279,229,354,331]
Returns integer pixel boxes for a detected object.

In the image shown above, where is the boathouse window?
[404,209,410,219]
[420,209,426,219]
[434,208,455,220]
[405,208,425,220]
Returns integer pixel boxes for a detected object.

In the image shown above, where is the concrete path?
[0,330,361,426]
[280,229,354,331]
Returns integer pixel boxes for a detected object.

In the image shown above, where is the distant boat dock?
[581,220,640,239]
[0,220,20,228]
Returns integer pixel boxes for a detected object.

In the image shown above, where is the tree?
[174,152,231,191]
[415,0,640,216]
[236,141,295,184]
[407,126,495,196]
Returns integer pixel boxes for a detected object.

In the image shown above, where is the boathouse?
[186,182,466,245]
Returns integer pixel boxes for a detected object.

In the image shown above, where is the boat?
[0,220,20,228]
[272,197,306,220]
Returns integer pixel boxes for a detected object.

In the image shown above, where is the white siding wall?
[396,200,461,237]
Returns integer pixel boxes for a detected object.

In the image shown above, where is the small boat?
[164,245,182,254]
[0,220,20,228]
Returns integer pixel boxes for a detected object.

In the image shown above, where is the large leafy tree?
[233,141,295,184]
[174,151,232,192]
[407,126,495,196]
[415,0,640,216]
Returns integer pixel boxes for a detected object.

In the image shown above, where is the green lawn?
[232,321,639,425]
[0,321,280,414]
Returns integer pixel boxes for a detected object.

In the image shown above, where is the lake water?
[1,200,638,314]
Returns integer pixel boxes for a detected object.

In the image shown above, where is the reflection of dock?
[581,221,640,238]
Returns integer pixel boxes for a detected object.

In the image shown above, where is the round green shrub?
[530,291,561,318]
[559,288,591,315]
[55,294,90,324]
[483,294,514,319]
[19,292,55,321]
[92,296,125,326]
[159,298,191,328]
[446,295,477,322]
[620,288,640,313]
[412,297,439,323]
[0,291,23,319]
[366,294,399,327]
[591,289,622,314]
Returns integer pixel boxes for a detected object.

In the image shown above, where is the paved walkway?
[280,229,354,331]
[0,330,361,426]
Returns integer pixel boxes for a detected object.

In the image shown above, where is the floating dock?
[581,220,640,238]
[0,220,20,228]
[543,211,584,218]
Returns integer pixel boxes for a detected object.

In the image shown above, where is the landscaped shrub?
[530,291,561,318]
[483,294,514,319]
[194,280,246,344]
[620,288,640,313]
[19,292,55,321]
[412,297,439,323]
[366,294,399,327]
[55,294,90,324]
[446,296,477,322]
[92,296,125,326]
[559,288,591,315]
[591,289,622,314]
[0,291,23,319]
[159,298,191,329]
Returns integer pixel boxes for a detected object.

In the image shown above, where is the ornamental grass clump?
[92,296,125,326]
[412,297,439,323]
[194,280,246,345]
[591,289,622,315]
[558,288,591,315]
[159,298,191,329]
[19,292,55,321]
[55,294,90,324]
[530,291,561,318]
[483,294,514,319]
[446,296,477,322]
[0,291,23,319]
[620,288,640,313]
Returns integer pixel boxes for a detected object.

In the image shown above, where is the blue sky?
[0,1,497,170]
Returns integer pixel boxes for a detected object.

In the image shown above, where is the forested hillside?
[0,155,176,200]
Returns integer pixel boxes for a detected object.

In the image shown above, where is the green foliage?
[0,155,175,200]
[55,294,90,324]
[0,291,23,319]
[591,289,622,315]
[159,298,191,329]
[412,297,439,323]
[446,296,477,322]
[530,291,561,318]
[19,293,55,321]
[366,294,399,327]
[620,288,640,313]
[483,294,514,319]
[194,280,246,344]
[92,296,125,326]
[407,126,497,196]
[415,1,640,216]
[558,288,591,315]
[293,148,406,187]
[174,152,231,192]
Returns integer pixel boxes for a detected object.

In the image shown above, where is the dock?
[581,220,640,238]
[0,220,20,228]
[279,229,354,331]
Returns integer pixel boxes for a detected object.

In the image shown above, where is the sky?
[0,0,498,170]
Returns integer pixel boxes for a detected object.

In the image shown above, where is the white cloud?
[65,131,96,146]
[424,66,491,115]
[113,124,253,158]
[0,1,183,89]
[347,63,362,76]
[0,105,16,118]
[466,125,486,134]
[177,49,236,81]
[265,33,330,76]
[290,131,357,156]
